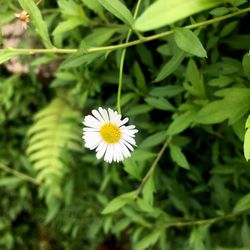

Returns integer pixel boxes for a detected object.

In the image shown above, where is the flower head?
[82,107,138,163]
[15,11,29,30]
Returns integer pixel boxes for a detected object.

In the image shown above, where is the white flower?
[82,107,138,163]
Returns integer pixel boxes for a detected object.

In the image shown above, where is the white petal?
[108,108,115,123]
[92,109,105,123]
[116,144,125,162]
[118,117,129,127]
[104,145,112,163]
[83,115,101,129]
[98,107,110,123]
[83,127,99,132]
[84,133,101,149]
[122,134,136,146]
[121,139,135,151]
[85,139,101,150]
[119,141,131,158]
[96,142,107,159]
[121,127,138,136]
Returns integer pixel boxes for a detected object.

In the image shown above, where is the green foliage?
[134,0,221,31]
[174,28,207,58]
[18,0,53,48]
[1,0,250,249]
[26,97,82,222]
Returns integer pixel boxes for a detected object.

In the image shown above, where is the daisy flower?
[82,107,138,163]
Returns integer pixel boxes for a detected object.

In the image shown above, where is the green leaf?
[102,191,136,214]
[81,0,107,21]
[145,97,175,111]
[170,144,190,169]
[167,109,197,135]
[126,104,153,116]
[155,50,185,82]
[220,21,238,38]
[150,85,184,98]
[208,76,233,88]
[243,53,250,80]
[96,0,133,26]
[233,193,250,213]
[0,177,22,187]
[244,115,250,161]
[142,175,155,206]
[184,59,206,98]
[210,7,230,17]
[58,0,89,24]
[134,0,220,31]
[84,27,117,47]
[53,19,83,36]
[123,158,141,180]
[134,230,162,250]
[0,51,26,64]
[174,28,207,58]
[60,51,104,69]
[18,0,53,48]
[241,218,250,246]
[140,131,167,148]
[195,88,250,125]
[133,61,147,91]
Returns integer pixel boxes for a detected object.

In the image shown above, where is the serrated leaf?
[18,0,53,48]
[170,144,190,169]
[102,191,136,214]
[134,0,220,31]
[97,0,133,26]
[195,88,250,125]
[174,28,207,58]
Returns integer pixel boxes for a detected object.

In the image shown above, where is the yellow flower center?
[100,123,121,144]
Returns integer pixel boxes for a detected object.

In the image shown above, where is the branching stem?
[135,136,172,198]
[165,213,238,229]
[1,7,249,56]
[0,163,40,185]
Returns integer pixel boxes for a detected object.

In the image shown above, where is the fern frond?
[26,97,82,221]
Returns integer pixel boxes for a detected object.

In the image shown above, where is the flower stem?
[116,0,143,114]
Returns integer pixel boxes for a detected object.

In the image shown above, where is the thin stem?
[165,213,238,229]
[116,0,143,114]
[2,7,250,55]
[135,136,172,198]
[0,163,40,185]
